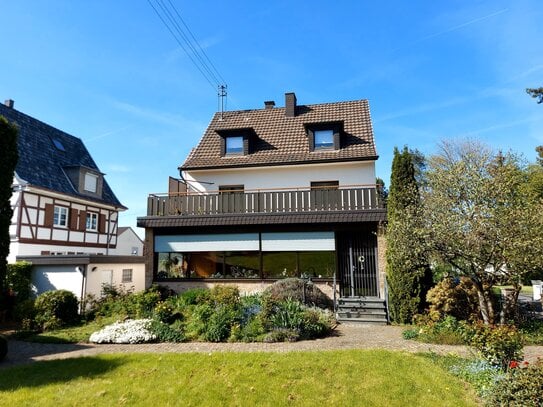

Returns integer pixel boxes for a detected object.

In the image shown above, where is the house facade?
[110,227,144,256]
[1,100,127,263]
[138,93,387,307]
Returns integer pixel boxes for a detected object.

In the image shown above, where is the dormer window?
[225,136,243,155]
[306,122,343,152]
[84,172,98,193]
[217,128,256,157]
[314,130,334,150]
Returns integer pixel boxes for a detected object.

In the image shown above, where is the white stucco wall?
[85,262,146,297]
[110,228,144,256]
[31,265,84,299]
[183,161,376,193]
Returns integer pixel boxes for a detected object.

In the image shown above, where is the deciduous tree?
[424,140,543,324]
[526,87,543,104]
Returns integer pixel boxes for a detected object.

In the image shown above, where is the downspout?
[79,265,87,314]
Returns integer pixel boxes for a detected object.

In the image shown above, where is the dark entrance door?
[337,231,379,297]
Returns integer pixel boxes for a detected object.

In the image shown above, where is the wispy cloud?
[104,164,131,173]
[84,125,131,142]
[453,116,542,138]
[394,8,509,52]
[109,99,205,132]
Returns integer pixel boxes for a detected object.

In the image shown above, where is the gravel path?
[1,324,541,369]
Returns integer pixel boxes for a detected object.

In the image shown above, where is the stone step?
[337,310,387,319]
[338,298,385,306]
[337,317,388,325]
[337,302,385,310]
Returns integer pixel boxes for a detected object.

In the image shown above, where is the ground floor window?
[155,250,335,280]
[263,251,335,279]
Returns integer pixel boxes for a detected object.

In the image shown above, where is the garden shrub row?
[88,283,336,344]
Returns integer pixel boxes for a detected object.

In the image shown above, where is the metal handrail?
[384,274,391,324]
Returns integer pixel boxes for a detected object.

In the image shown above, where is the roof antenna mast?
[218,85,227,119]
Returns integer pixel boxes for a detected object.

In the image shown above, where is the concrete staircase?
[336,297,388,325]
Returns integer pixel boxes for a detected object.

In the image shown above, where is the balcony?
[146,185,384,217]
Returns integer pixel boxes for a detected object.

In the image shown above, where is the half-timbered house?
[1,99,126,263]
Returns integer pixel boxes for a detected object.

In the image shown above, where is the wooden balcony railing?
[146,185,383,217]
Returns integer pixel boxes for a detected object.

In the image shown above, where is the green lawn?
[493,285,534,296]
[0,350,477,406]
[12,316,118,343]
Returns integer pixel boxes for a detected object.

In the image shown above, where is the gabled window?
[217,128,256,157]
[53,206,68,227]
[306,122,343,152]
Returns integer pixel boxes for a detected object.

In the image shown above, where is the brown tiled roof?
[181,98,377,170]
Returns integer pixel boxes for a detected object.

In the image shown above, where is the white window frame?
[53,206,68,227]
[84,172,98,193]
[86,212,98,231]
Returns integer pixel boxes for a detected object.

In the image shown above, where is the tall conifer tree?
[0,116,19,296]
[386,146,430,323]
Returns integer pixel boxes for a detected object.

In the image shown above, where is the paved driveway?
[1,324,541,369]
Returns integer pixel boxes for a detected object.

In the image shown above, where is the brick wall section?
[144,228,154,288]
[377,226,387,298]
[157,280,335,299]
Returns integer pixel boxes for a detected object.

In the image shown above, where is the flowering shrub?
[153,301,177,323]
[409,315,469,345]
[486,358,543,406]
[426,277,480,321]
[449,359,503,399]
[466,323,524,371]
[89,319,156,344]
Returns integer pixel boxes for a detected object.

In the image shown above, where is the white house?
[138,93,388,323]
[111,227,144,256]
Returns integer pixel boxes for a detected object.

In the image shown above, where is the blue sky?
[2,1,543,236]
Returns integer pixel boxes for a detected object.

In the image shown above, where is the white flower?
[89,319,157,344]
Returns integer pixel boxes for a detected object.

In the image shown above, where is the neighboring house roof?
[181,94,377,171]
[0,101,125,209]
[118,226,144,244]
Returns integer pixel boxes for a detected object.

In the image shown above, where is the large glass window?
[298,251,335,278]
[155,250,335,280]
[263,251,336,279]
[156,252,256,279]
[263,252,298,278]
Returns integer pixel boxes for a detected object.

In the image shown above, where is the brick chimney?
[264,100,275,109]
[285,92,296,117]
[4,99,14,108]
